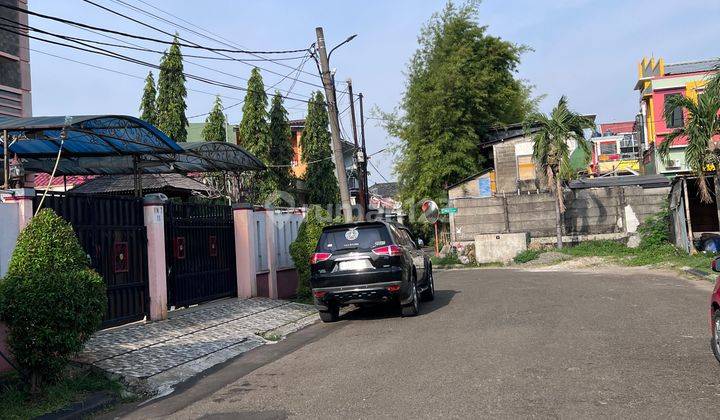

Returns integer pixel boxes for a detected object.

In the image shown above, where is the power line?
[80,0,332,93]
[101,0,353,97]
[112,0,323,80]
[0,24,314,105]
[0,2,308,55]
[367,158,392,184]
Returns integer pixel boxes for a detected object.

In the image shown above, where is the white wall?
[253,210,305,273]
[0,203,19,277]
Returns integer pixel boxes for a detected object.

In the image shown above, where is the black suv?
[310,221,434,322]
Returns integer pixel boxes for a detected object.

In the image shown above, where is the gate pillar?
[233,203,257,298]
[143,196,167,321]
[1,188,35,230]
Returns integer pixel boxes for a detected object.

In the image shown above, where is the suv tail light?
[310,252,332,264]
[372,245,402,256]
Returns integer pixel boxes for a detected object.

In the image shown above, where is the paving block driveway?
[78,298,316,392]
[115,267,720,419]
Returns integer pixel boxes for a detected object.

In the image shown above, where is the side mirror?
[417,238,424,248]
[713,257,720,273]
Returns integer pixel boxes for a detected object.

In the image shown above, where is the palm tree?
[524,96,595,248]
[658,70,720,203]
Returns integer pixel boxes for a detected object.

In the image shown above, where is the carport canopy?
[0,115,265,175]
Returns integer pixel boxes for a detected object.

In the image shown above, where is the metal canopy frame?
[0,116,265,197]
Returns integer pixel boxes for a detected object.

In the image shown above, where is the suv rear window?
[318,225,391,252]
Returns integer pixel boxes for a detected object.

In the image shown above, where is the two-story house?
[634,57,720,175]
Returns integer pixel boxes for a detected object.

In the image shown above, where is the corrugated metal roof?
[0,115,183,157]
[70,173,213,195]
[665,59,720,75]
[568,175,669,189]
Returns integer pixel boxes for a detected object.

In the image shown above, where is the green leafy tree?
[381,0,535,205]
[0,210,105,391]
[268,92,295,200]
[202,96,227,142]
[658,71,720,203]
[302,91,339,206]
[238,68,272,202]
[139,71,157,125]
[156,35,188,141]
[524,96,594,248]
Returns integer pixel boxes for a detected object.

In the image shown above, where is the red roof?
[600,121,635,135]
[33,173,94,189]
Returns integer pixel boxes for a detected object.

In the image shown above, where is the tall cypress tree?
[202,96,227,142]
[139,71,157,125]
[268,92,294,194]
[238,68,272,202]
[156,35,188,141]
[302,91,339,206]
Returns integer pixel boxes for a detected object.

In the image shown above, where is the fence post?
[264,209,278,299]
[143,196,167,321]
[1,188,35,230]
[233,203,257,298]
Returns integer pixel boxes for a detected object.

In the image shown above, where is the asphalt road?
[117,267,720,419]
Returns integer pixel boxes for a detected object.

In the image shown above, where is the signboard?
[440,207,458,215]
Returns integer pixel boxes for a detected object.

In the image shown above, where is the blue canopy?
[0,115,184,157]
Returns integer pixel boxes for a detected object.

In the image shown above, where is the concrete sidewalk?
[77,298,317,395]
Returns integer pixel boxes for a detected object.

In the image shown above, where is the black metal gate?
[34,192,149,328]
[165,202,237,308]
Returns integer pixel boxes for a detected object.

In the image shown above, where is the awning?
[0,115,183,157]
[0,115,265,175]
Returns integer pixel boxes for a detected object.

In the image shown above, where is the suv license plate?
[338,260,371,271]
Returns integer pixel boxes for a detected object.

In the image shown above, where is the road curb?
[36,391,119,420]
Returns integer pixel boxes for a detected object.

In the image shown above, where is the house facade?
[635,57,720,175]
[0,0,31,118]
[588,121,641,176]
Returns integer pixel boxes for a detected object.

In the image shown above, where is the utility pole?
[315,27,353,222]
[346,79,366,221]
[358,92,369,213]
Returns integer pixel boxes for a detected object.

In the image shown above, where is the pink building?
[635,57,719,174]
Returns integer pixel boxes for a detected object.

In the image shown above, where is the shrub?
[430,253,462,266]
[637,206,671,249]
[0,209,106,389]
[513,249,541,264]
[289,206,333,300]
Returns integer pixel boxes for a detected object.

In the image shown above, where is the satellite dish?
[420,199,439,224]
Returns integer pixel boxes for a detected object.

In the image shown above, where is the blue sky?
[26,0,720,185]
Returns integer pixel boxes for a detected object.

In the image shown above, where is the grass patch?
[558,240,716,274]
[431,253,462,266]
[0,369,122,420]
[513,249,542,264]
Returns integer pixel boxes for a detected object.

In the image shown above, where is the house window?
[665,94,684,129]
[517,155,536,180]
[599,141,617,156]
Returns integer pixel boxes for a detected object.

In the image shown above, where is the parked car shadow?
[339,289,459,321]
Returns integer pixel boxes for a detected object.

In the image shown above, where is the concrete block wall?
[493,142,518,194]
[451,186,669,242]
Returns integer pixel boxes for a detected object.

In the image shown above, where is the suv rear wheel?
[401,278,420,317]
[319,305,339,323]
[421,267,435,302]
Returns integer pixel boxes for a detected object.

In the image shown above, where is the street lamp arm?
[328,34,358,61]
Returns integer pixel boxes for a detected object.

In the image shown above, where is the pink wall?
[652,87,687,146]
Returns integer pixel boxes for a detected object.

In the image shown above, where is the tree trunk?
[555,192,563,249]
